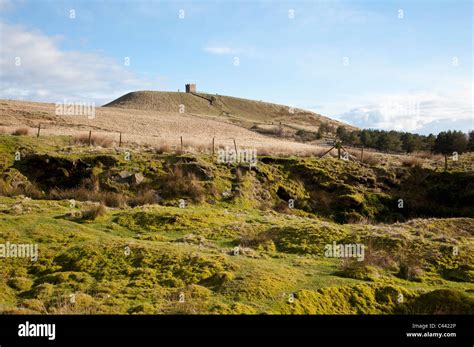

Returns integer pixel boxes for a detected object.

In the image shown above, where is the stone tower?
[185,84,196,93]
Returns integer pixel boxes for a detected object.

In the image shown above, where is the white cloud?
[0,22,163,104]
[337,85,473,134]
[204,46,237,55]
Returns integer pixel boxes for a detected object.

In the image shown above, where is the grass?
[0,134,473,315]
[74,133,114,148]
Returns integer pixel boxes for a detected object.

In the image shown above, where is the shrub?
[396,289,474,314]
[401,156,423,168]
[161,166,204,202]
[361,152,380,165]
[397,255,423,282]
[128,190,156,207]
[155,143,171,154]
[12,127,29,136]
[81,203,107,220]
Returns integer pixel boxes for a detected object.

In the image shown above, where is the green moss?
[396,289,474,314]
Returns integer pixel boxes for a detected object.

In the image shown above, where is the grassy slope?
[0,135,473,314]
[103,91,354,131]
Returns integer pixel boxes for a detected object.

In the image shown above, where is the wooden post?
[444,154,448,171]
[338,147,341,160]
[180,136,183,151]
[360,146,364,162]
[88,130,92,146]
[37,124,41,138]
[119,132,122,147]
[212,137,215,156]
[233,138,238,156]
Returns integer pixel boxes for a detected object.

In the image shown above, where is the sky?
[0,0,472,135]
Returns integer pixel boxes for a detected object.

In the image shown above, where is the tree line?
[313,122,474,155]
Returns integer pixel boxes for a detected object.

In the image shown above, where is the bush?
[12,127,29,136]
[81,203,107,220]
[128,190,156,207]
[361,152,380,166]
[397,289,474,314]
[397,255,423,282]
[401,156,423,168]
[161,166,204,202]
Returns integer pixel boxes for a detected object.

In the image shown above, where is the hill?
[103,90,355,133]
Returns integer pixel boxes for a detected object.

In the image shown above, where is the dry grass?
[73,133,114,148]
[0,179,43,199]
[412,151,443,161]
[0,99,326,157]
[401,156,423,168]
[128,190,156,207]
[48,187,127,208]
[361,152,380,166]
[12,127,29,136]
[154,142,172,154]
[81,203,107,220]
[161,166,204,202]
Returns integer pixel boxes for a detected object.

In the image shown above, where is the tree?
[434,131,468,170]
[348,131,361,146]
[336,125,347,139]
[359,130,373,148]
[424,134,436,152]
[468,131,474,151]
[401,133,416,153]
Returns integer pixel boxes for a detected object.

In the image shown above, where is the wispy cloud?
[336,84,473,134]
[204,46,239,55]
[0,22,163,104]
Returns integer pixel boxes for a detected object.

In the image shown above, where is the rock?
[131,173,144,185]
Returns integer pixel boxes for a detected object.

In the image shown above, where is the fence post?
[119,132,122,147]
[180,136,183,151]
[360,146,364,162]
[88,130,92,146]
[233,139,238,156]
[212,137,215,156]
[37,124,41,138]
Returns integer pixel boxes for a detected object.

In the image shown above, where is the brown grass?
[401,156,423,168]
[128,190,156,207]
[48,187,127,208]
[161,166,204,202]
[361,152,380,166]
[412,151,443,161]
[154,143,172,154]
[0,179,43,199]
[81,203,107,220]
[12,127,29,136]
[73,133,114,148]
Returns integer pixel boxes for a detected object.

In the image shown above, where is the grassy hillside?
[0,134,473,314]
[104,91,354,132]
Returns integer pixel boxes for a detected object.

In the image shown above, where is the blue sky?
[0,0,472,134]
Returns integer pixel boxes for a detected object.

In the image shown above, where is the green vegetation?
[0,135,473,314]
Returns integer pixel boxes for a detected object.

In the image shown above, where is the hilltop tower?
[185,84,196,93]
